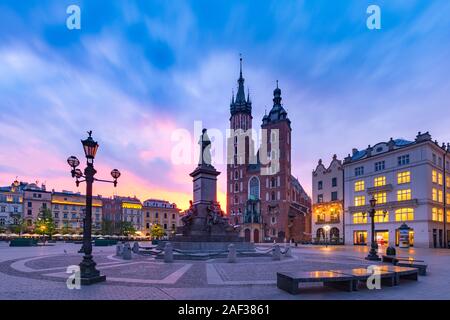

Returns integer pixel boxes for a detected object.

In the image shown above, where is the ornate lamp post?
[364,196,381,261]
[67,131,121,285]
[324,225,331,248]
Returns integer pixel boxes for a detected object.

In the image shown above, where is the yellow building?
[142,199,180,237]
[51,191,102,233]
[22,183,51,227]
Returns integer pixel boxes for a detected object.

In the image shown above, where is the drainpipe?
[342,166,345,245]
[444,144,449,249]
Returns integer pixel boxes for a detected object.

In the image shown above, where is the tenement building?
[343,132,450,248]
[22,183,51,228]
[51,191,103,233]
[226,58,311,243]
[0,180,24,228]
[142,199,181,237]
[312,155,344,244]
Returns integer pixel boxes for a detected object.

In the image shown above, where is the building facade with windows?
[0,180,24,229]
[120,197,143,232]
[51,191,103,233]
[343,132,450,248]
[22,183,51,228]
[312,155,344,243]
[142,199,180,237]
[226,59,311,243]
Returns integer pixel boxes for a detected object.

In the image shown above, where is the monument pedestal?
[161,129,254,260]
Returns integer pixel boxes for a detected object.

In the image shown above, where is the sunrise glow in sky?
[1,1,450,210]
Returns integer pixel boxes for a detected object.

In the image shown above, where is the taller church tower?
[227,57,253,222]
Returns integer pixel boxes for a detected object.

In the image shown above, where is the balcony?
[315,218,341,225]
[367,184,393,194]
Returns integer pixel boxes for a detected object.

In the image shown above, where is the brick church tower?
[227,57,253,223]
[226,58,311,243]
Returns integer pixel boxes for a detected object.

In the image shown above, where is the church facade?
[226,59,311,243]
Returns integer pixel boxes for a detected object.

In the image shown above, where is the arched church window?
[234,183,239,193]
[249,177,260,200]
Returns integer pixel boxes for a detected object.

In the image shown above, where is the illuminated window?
[432,170,438,183]
[395,208,414,221]
[354,196,366,207]
[374,210,389,223]
[438,173,443,185]
[353,212,367,224]
[397,171,410,184]
[354,181,365,192]
[374,176,386,187]
[447,177,450,188]
[438,190,443,203]
[316,213,325,223]
[447,193,450,204]
[374,192,387,204]
[432,188,438,201]
[397,189,412,201]
[432,208,444,222]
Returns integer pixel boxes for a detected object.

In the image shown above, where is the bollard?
[285,241,292,257]
[132,242,140,254]
[122,243,132,260]
[164,242,174,263]
[116,243,123,256]
[227,244,237,263]
[272,244,281,261]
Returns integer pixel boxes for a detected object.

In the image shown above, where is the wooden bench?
[331,268,396,291]
[396,261,427,276]
[378,265,419,285]
[277,271,356,294]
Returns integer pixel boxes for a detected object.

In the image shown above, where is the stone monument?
[168,129,253,253]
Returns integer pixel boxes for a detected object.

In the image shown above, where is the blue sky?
[1,0,450,208]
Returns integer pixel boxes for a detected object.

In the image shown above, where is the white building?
[0,180,24,228]
[343,132,449,248]
[312,155,344,243]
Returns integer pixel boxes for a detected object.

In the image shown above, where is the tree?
[150,224,165,240]
[35,208,56,240]
[60,225,75,235]
[119,221,136,236]
[6,214,27,235]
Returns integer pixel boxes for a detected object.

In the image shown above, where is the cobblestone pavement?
[0,242,449,300]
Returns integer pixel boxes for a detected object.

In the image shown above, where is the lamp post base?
[79,254,105,285]
[365,255,381,261]
[80,274,106,285]
[365,243,381,261]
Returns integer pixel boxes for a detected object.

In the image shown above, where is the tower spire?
[239,53,243,79]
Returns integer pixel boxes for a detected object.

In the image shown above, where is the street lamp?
[67,131,121,285]
[324,225,331,248]
[364,196,381,261]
